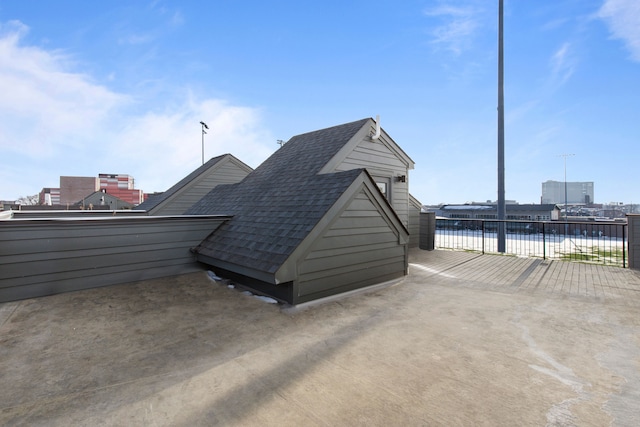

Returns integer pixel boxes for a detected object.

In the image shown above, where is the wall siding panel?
[0,216,229,302]
[296,190,406,302]
[153,160,250,215]
[333,135,411,227]
[408,195,422,248]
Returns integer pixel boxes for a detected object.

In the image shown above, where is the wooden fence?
[0,215,229,302]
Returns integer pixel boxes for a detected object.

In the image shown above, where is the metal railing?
[436,218,628,267]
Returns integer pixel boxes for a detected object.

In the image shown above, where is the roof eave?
[319,118,415,174]
[195,253,279,285]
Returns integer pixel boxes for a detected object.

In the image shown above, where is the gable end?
[275,173,408,304]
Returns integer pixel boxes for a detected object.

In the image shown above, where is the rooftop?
[2,249,639,425]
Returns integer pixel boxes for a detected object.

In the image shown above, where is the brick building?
[39,174,144,207]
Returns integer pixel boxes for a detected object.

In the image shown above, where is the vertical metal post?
[564,166,568,220]
[482,220,485,254]
[542,222,546,260]
[497,0,506,253]
[559,154,575,221]
[200,121,209,165]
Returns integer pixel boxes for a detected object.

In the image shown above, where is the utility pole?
[497,0,506,252]
[200,121,209,165]
[559,153,575,220]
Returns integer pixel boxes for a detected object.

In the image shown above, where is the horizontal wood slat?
[0,216,229,302]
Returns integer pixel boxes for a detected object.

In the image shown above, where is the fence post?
[628,216,636,268]
[542,222,546,260]
[622,215,640,269]
[482,221,485,254]
[419,212,436,251]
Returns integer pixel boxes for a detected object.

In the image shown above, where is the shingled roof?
[186,118,390,283]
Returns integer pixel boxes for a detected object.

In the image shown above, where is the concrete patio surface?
[1,249,640,426]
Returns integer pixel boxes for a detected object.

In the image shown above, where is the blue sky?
[0,0,638,205]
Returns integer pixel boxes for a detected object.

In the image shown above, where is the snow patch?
[207,271,222,282]
[443,205,493,210]
[253,295,278,304]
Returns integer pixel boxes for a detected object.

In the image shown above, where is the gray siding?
[334,132,410,227]
[408,194,422,248]
[295,190,406,304]
[152,159,251,215]
[0,216,229,302]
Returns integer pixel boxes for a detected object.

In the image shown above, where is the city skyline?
[1,1,639,205]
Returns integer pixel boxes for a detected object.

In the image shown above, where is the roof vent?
[371,115,381,140]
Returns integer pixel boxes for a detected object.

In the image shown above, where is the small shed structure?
[188,118,415,305]
[136,154,253,215]
[75,190,133,210]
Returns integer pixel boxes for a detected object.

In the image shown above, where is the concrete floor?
[1,249,640,426]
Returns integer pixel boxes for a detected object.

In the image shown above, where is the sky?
[0,0,638,206]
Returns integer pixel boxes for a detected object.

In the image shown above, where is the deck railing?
[435,218,627,267]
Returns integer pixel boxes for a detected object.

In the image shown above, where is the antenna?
[277,139,285,148]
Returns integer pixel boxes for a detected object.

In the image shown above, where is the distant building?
[39,187,62,205]
[541,180,594,205]
[98,174,143,205]
[1,201,18,211]
[60,176,99,205]
[39,174,144,207]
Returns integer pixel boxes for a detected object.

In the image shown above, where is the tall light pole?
[200,121,209,165]
[559,153,575,220]
[497,0,506,253]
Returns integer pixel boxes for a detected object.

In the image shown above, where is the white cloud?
[0,20,274,199]
[597,0,640,62]
[0,21,127,156]
[118,33,153,45]
[550,42,575,85]
[113,97,274,192]
[424,2,482,55]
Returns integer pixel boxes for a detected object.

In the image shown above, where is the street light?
[200,121,209,165]
[558,153,575,220]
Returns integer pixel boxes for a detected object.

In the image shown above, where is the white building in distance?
[541,180,594,205]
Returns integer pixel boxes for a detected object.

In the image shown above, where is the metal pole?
[497,0,506,253]
[200,121,209,165]
[558,153,575,221]
[542,222,546,260]
[564,158,567,219]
